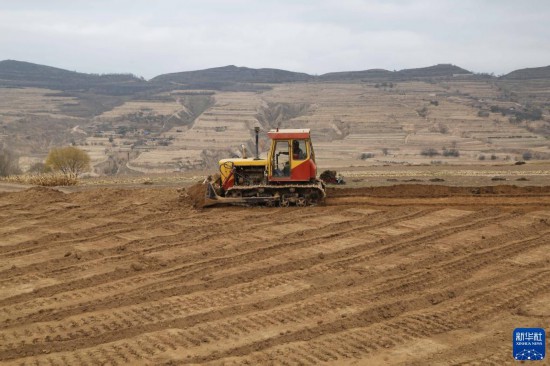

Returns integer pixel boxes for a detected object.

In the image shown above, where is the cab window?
[292,140,307,160]
[272,140,290,177]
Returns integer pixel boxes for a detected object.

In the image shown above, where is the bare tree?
[0,148,21,177]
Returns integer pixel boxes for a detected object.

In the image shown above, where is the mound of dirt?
[327,184,550,198]
[180,181,207,209]
[2,186,67,204]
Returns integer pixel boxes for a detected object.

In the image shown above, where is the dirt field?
[1,184,550,365]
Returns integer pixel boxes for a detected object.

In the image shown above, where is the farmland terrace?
[0,61,549,174]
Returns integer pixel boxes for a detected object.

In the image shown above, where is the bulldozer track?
[0,185,549,365]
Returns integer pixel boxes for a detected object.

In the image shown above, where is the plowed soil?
[1,185,549,365]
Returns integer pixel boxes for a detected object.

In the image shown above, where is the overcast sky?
[0,0,548,79]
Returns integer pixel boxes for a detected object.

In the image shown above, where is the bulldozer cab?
[267,129,317,182]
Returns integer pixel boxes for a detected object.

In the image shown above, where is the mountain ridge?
[150,65,313,84]
[318,64,473,81]
[499,65,550,80]
[0,59,148,95]
[1,59,549,93]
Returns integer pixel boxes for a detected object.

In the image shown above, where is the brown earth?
[1,185,549,365]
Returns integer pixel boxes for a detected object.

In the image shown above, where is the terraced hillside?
[132,91,264,172]
[0,185,549,365]
[106,79,546,173]
[159,79,547,170]
[1,61,549,174]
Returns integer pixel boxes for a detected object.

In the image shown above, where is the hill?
[396,64,472,78]
[0,60,149,95]
[0,61,501,91]
[500,65,550,80]
[319,64,472,82]
[154,64,473,84]
[150,65,313,85]
[1,58,550,173]
[318,68,393,81]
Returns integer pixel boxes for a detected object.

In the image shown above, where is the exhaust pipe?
[254,126,260,160]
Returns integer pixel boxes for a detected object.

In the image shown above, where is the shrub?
[0,148,21,177]
[360,152,375,159]
[28,162,51,174]
[490,105,542,121]
[417,106,429,118]
[478,155,486,160]
[46,146,91,177]
[522,151,533,161]
[442,148,460,157]
[421,148,439,157]
[157,140,171,146]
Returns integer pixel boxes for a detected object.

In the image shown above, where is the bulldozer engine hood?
[219,158,267,190]
[218,158,267,167]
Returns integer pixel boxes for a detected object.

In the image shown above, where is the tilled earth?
[1,185,549,365]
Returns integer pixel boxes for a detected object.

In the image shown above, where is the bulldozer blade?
[203,181,248,207]
[205,180,219,200]
[203,196,257,207]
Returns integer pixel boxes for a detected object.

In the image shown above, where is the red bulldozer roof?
[267,128,311,140]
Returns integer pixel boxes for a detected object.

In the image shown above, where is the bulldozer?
[204,127,326,207]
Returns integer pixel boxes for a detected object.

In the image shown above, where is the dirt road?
[1,185,549,365]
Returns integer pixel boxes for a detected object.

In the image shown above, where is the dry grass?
[1,173,78,186]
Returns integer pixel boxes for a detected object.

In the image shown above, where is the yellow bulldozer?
[204,127,326,207]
